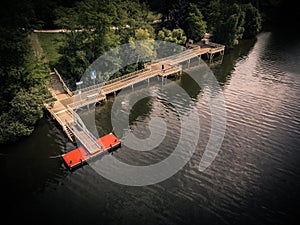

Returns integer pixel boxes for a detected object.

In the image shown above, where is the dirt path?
[29,33,44,58]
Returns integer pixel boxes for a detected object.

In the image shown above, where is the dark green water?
[1,30,300,225]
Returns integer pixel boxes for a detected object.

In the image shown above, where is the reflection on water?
[0,31,300,224]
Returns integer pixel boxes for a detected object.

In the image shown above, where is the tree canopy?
[183,3,207,42]
[0,0,50,143]
[54,0,156,82]
[157,28,187,45]
[0,0,286,143]
[242,3,262,38]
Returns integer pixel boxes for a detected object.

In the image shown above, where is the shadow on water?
[0,116,69,211]
[210,38,257,86]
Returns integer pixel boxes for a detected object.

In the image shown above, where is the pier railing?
[54,68,73,96]
[46,43,225,144]
[66,106,104,153]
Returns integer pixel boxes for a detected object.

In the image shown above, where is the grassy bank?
[36,32,64,67]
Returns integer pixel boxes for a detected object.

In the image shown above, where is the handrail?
[73,68,150,95]
[67,105,104,148]
[46,43,225,144]
[66,119,102,152]
[73,82,105,95]
[153,49,195,64]
[105,68,149,85]
[54,68,73,96]
[206,41,225,48]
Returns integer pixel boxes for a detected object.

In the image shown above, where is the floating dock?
[62,133,121,170]
[44,42,225,143]
[44,41,224,170]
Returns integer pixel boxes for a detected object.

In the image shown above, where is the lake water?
[1,29,300,225]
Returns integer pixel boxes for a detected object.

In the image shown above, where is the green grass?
[36,32,65,67]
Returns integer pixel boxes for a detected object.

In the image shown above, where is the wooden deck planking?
[45,42,225,152]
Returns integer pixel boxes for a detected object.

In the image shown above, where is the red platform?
[62,133,121,170]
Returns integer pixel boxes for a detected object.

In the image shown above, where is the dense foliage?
[183,3,207,42]
[52,0,262,86]
[54,0,156,82]
[157,28,187,45]
[0,0,291,143]
[0,0,50,143]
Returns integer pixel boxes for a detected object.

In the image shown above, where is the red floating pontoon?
[62,133,121,170]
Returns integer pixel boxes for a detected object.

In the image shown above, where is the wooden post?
[210,53,215,63]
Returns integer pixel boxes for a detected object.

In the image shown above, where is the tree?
[11,88,45,126]
[54,0,117,81]
[242,3,262,38]
[131,28,152,41]
[0,113,33,143]
[0,0,51,143]
[204,0,222,34]
[157,27,187,45]
[156,27,186,58]
[55,31,91,81]
[126,28,155,74]
[183,3,207,42]
[54,0,156,83]
[211,3,245,47]
[0,27,32,110]
[0,71,50,144]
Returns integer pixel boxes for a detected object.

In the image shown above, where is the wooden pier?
[44,42,224,153]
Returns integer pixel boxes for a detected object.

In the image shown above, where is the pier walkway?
[44,42,225,153]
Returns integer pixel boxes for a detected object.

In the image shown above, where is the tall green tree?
[54,0,118,82]
[54,0,155,83]
[209,2,245,47]
[156,27,186,58]
[183,3,206,42]
[0,52,50,144]
[0,0,50,143]
[157,27,187,45]
[204,0,222,34]
[126,28,155,73]
[242,3,262,38]
[0,83,49,143]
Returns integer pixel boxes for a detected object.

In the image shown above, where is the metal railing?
[72,68,150,95]
[53,68,73,96]
[67,105,104,150]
